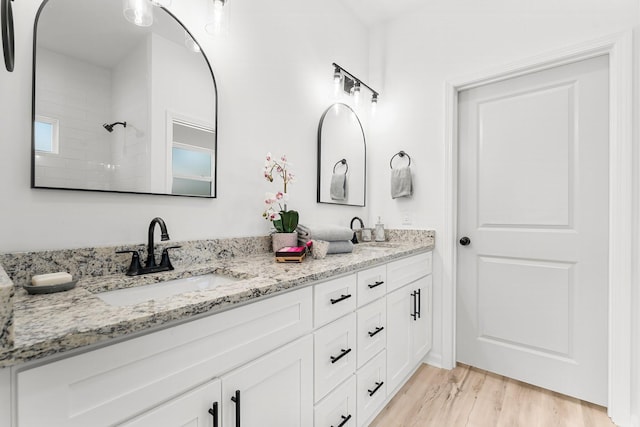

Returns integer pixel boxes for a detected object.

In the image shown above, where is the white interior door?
[456,55,609,405]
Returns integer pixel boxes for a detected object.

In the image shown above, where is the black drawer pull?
[331,414,352,427]
[368,326,384,337]
[416,288,422,319]
[230,390,241,427]
[411,291,417,321]
[330,294,352,304]
[368,280,384,289]
[330,348,352,364]
[368,381,384,397]
[208,401,219,427]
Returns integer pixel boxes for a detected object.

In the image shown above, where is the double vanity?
[0,230,434,427]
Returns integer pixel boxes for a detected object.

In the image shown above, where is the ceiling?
[338,0,426,26]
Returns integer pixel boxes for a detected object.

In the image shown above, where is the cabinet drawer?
[356,265,386,308]
[17,287,312,427]
[314,375,356,427]
[314,274,357,327]
[356,298,386,369]
[387,252,432,292]
[314,313,357,402]
[356,351,387,427]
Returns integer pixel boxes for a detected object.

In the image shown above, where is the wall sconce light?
[123,0,153,27]
[332,62,379,110]
[205,0,230,36]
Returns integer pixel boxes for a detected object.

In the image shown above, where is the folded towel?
[297,223,354,242]
[330,173,347,201]
[391,166,413,199]
[327,240,354,254]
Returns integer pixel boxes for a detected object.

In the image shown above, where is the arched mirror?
[317,103,366,206]
[32,0,217,197]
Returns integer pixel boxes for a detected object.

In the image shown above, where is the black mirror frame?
[2,0,14,72]
[31,0,219,198]
[316,102,367,207]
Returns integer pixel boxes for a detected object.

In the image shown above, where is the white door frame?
[442,32,633,425]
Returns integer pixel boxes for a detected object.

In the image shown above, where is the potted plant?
[262,153,299,251]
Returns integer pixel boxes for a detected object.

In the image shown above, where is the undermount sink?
[96,273,240,307]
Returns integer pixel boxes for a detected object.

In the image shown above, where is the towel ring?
[333,159,348,174]
[390,151,411,169]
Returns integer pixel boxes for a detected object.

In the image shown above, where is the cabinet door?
[222,335,313,427]
[411,275,432,365]
[121,379,221,427]
[386,285,413,394]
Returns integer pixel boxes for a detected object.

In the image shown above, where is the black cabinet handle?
[368,280,384,289]
[330,348,352,364]
[207,401,219,427]
[331,414,352,427]
[330,294,352,305]
[368,326,384,337]
[368,381,384,397]
[231,390,241,427]
[411,291,417,321]
[416,288,421,319]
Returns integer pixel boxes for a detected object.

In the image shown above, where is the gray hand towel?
[391,166,413,199]
[326,240,354,254]
[297,224,354,242]
[330,173,347,201]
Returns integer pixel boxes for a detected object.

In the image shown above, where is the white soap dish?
[23,280,78,295]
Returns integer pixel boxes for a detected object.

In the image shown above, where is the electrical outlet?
[401,211,412,225]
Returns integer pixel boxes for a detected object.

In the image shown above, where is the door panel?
[457,55,609,405]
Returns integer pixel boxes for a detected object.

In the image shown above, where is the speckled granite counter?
[0,230,434,367]
[0,264,14,356]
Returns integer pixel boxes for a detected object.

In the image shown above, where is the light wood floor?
[369,364,615,427]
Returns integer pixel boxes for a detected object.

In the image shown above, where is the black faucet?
[350,216,365,244]
[116,217,181,276]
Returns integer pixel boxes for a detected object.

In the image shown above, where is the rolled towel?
[391,166,413,199]
[330,173,347,201]
[297,223,354,242]
[326,240,354,254]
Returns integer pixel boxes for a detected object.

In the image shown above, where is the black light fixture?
[2,0,14,72]
[332,62,379,109]
[103,121,127,133]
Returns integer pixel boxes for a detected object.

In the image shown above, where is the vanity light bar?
[332,62,380,104]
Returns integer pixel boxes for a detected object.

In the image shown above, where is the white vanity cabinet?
[6,250,433,427]
[386,275,432,394]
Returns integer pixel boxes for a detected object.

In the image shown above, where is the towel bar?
[390,151,411,169]
[333,158,348,174]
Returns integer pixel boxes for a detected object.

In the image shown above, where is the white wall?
[0,0,369,252]
[368,1,639,423]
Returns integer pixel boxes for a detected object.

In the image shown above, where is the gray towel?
[297,224,354,242]
[330,173,347,201]
[391,166,413,199]
[326,240,354,254]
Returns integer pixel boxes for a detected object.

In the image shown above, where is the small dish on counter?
[23,280,78,295]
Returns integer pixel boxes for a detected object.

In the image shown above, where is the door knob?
[459,237,471,246]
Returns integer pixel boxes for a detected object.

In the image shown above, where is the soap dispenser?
[374,216,385,242]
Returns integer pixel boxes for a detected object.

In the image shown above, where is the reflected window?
[171,120,215,196]
[34,115,59,154]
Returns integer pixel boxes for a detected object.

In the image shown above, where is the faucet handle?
[116,250,143,276]
[159,246,182,270]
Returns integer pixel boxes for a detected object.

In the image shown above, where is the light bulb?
[205,0,229,36]
[353,81,361,106]
[123,0,153,27]
[371,93,378,114]
[333,66,342,84]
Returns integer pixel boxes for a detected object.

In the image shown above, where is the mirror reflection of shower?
[102,121,127,132]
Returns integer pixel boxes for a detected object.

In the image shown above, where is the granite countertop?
[0,233,434,368]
